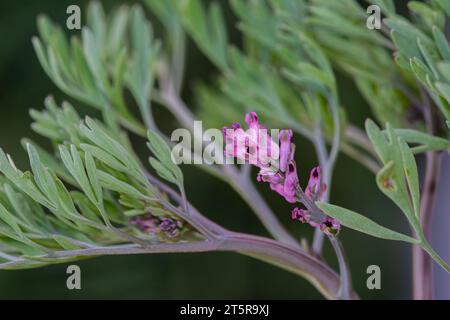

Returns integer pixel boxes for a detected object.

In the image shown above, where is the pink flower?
[224,112,341,236]
[291,207,341,235]
[305,166,326,201]
[279,162,299,203]
[279,130,293,173]
[262,161,299,203]
[245,112,264,130]
[224,112,299,203]
[291,207,310,223]
[320,217,341,236]
[223,114,278,168]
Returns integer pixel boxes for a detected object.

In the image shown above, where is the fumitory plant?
[2,0,450,300]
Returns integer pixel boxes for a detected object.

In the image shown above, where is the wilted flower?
[291,207,341,236]
[130,215,159,234]
[131,215,183,239]
[290,166,340,235]
[159,218,183,238]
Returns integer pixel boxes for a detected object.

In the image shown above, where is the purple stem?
[145,173,357,299]
[412,87,440,300]
[413,151,441,299]
[2,230,357,299]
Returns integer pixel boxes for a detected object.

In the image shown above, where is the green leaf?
[410,57,432,86]
[126,5,159,114]
[3,183,44,232]
[147,130,184,187]
[432,26,450,61]
[27,143,59,208]
[79,144,128,173]
[177,0,228,69]
[52,235,82,250]
[146,130,173,162]
[368,0,395,16]
[385,17,432,59]
[84,151,102,205]
[365,119,390,163]
[398,138,420,218]
[21,139,76,185]
[59,145,96,204]
[81,118,145,180]
[366,121,422,230]
[0,149,53,209]
[0,203,23,237]
[434,82,450,120]
[393,129,450,153]
[96,170,147,200]
[149,157,178,185]
[435,0,450,17]
[52,173,78,218]
[417,38,438,79]
[317,202,418,243]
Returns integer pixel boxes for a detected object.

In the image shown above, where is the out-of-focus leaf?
[393,129,450,153]
[147,130,184,188]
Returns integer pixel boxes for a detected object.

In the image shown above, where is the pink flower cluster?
[223,112,340,236]
[223,112,299,203]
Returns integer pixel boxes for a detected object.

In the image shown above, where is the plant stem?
[139,99,158,132]
[145,173,357,299]
[223,166,299,246]
[1,230,357,299]
[345,124,378,158]
[412,151,441,300]
[329,236,352,300]
[152,69,358,298]
[298,94,353,298]
[1,170,358,299]
[413,86,439,300]
[219,232,358,300]
[312,94,341,255]
[339,142,380,174]
[155,69,298,246]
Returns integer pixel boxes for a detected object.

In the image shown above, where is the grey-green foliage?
[2,0,450,276]
[33,2,159,136]
[172,0,343,142]
[182,0,450,138]
[0,1,198,270]
[181,0,407,131]
[383,0,450,125]
[164,0,450,274]
[0,96,191,269]
[320,120,450,273]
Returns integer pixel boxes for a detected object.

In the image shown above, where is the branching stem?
[312,94,341,255]
[155,68,298,246]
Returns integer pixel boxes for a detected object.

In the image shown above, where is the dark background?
[0,0,416,299]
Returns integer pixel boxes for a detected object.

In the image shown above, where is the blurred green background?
[0,0,413,299]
